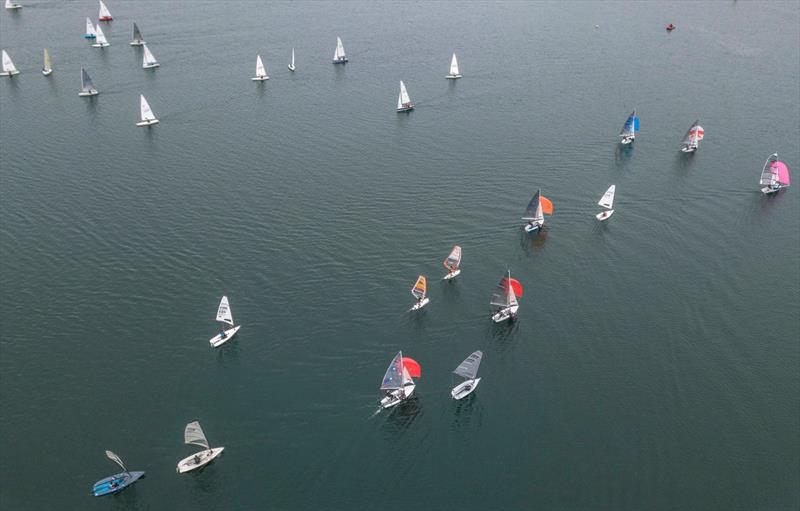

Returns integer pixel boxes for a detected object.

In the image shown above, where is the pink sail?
[774,161,791,186]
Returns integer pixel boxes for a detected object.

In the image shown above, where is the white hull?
[251,76,269,81]
[209,325,241,348]
[397,106,414,112]
[0,71,19,76]
[491,305,519,323]
[524,221,543,233]
[91,43,110,48]
[176,447,224,474]
[6,4,21,9]
[143,63,160,69]
[288,65,295,71]
[761,186,786,195]
[681,146,697,153]
[451,378,481,400]
[332,58,348,64]
[130,41,145,46]
[42,69,53,76]
[443,269,461,280]
[596,210,614,221]
[620,137,634,145]
[79,90,99,96]
[445,74,462,79]
[136,119,159,127]
[380,383,415,409]
[410,297,430,311]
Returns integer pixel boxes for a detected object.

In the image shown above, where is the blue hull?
[92,471,145,496]
[84,35,96,39]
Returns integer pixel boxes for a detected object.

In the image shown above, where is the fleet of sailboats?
[79,67,99,96]
[759,153,791,194]
[522,189,553,233]
[0,50,19,77]
[176,421,225,474]
[130,22,145,46]
[596,185,616,221]
[680,120,705,153]
[91,451,145,497]
[288,48,295,71]
[98,0,113,21]
[451,351,482,400]
[209,296,241,347]
[442,245,462,280]
[397,80,414,112]
[92,24,110,48]
[142,44,159,68]
[136,95,159,126]
[252,55,269,81]
[380,351,421,409]
[41,49,52,76]
[332,36,347,63]
[446,52,461,79]
[490,270,522,323]
[619,110,639,144]
[85,18,97,39]
[410,275,429,310]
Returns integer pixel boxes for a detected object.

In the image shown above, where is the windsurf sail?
[449,53,459,76]
[43,48,51,72]
[398,80,412,109]
[760,154,779,187]
[290,48,295,68]
[98,0,112,20]
[443,245,462,271]
[402,357,421,378]
[105,451,128,473]
[216,296,234,326]
[184,421,209,450]
[86,18,97,37]
[2,50,17,74]
[381,351,404,390]
[140,95,156,122]
[132,22,143,43]
[411,275,426,300]
[454,351,483,380]
[334,36,346,61]
[681,120,704,149]
[620,110,639,137]
[598,185,615,209]
[142,44,158,67]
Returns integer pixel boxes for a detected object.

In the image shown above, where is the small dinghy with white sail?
[760,153,791,195]
[79,67,99,96]
[522,189,553,233]
[379,351,421,409]
[442,245,462,280]
[142,44,159,68]
[5,0,22,10]
[409,275,429,310]
[680,120,704,153]
[92,24,110,48]
[85,18,97,39]
[332,36,347,63]
[136,95,159,127]
[1,50,20,77]
[98,0,112,21]
[445,52,461,79]
[209,296,241,347]
[176,421,224,474]
[130,22,145,46]
[619,110,639,144]
[252,55,268,81]
[42,49,53,76]
[490,270,523,323]
[596,185,615,221]
[91,451,145,497]
[451,350,483,400]
[397,80,414,112]
[288,48,295,71]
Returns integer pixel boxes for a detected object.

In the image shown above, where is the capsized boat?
[5,0,22,10]
[680,120,704,153]
[252,55,268,81]
[760,153,791,194]
[79,67,99,96]
[332,36,347,63]
[410,275,429,310]
[451,350,483,400]
[596,185,615,221]
[490,270,522,323]
[1,50,20,77]
[666,23,675,31]
[91,451,145,497]
[379,351,420,409]
[92,24,110,47]
[209,296,240,347]
[522,189,553,232]
[619,110,639,144]
[288,47,295,71]
[98,0,112,21]
[136,95,159,127]
[85,18,97,39]
[176,421,225,474]
[442,245,462,280]
[42,48,53,76]
[446,52,461,79]
[130,22,145,46]
[397,80,414,112]
[142,44,159,68]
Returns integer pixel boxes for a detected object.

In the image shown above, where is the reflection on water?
[381,397,422,433]
[614,143,634,167]
[450,392,484,431]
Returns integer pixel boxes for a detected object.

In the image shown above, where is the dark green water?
[1,1,798,510]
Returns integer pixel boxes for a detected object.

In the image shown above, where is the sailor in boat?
[666,23,675,31]
[193,454,201,464]
[218,329,226,339]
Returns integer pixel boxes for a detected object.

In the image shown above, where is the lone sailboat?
[619,110,639,144]
[288,48,295,71]
[596,185,615,221]
[680,120,705,153]
[445,52,461,79]
[130,22,145,46]
[490,270,522,323]
[379,351,421,409]
[176,421,225,474]
[136,95,159,127]
[1,50,20,77]
[332,36,347,63]
[42,49,53,76]
[451,351,483,400]
[410,275,429,310]
[142,44,159,68]
[209,296,240,347]
[760,153,791,194]
[397,80,414,112]
[79,67,98,96]
[5,0,22,10]
[91,451,145,497]
[85,18,97,39]
[442,245,462,280]
[252,55,268,81]
[92,24,110,47]
[522,189,553,232]
[98,0,112,21]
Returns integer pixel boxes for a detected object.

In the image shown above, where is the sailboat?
[136,95,159,127]
[522,189,554,232]
[91,451,145,497]
[142,44,159,68]
[442,245,462,280]
[92,25,110,47]
[79,67,99,96]
[490,270,523,323]
[379,351,421,409]
[98,0,113,21]
[596,185,615,221]
[0,50,20,77]
[619,110,639,144]
[5,0,22,10]
[397,80,414,112]
[130,22,145,46]
[445,52,461,79]
[760,153,791,194]
[288,48,295,71]
[252,55,268,81]
[84,18,97,39]
[176,421,225,474]
[41,49,53,76]
[680,120,705,153]
[451,351,483,400]
[332,36,347,63]
[410,275,429,310]
[209,296,241,347]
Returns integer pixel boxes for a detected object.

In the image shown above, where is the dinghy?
[141,44,159,68]
[98,0,112,21]
[42,48,53,76]
[680,120,705,153]
[410,275,429,310]
[288,48,295,71]
[379,351,421,409]
[596,185,615,221]
[760,153,791,194]
[522,189,553,232]
[445,52,461,79]
[136,95,159,127]
[252,55,268,81]
[91,451,145,497]
[397,80,414,112]
[490,270,522,323]
[209,296,240,347]
[176,421,224,474]
[85,18,97,39]
[5,0,21,10]
[619,110,639,144]
[79,67,99,96]
[0,50,20,77]
[332,36,347,63]
[451,350,482,400]
[92,25,110,47]
[442,245,462,280]
[130,22,145,46]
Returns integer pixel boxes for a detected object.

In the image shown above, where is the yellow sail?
[411,275,427,300]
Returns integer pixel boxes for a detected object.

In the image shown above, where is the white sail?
[598,185,615,209]
[184,421,210,450]
[290,48,295,68]
[2,50,18,74]
[105,450,128,473]
[94,25,109,46]
[398,81,412,110]
[449,53,460,76]
[142,44,159,67]
[140,95,156,121]
[98,0,112,19]
[216,296,234,326]
[255,55,267,78]
[86,18,97,37]
[333,36,346,61]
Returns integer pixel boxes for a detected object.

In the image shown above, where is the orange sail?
[540,197,554,215]
[411,275,427,300]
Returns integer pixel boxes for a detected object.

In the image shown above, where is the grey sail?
[105,450,128,473]
[380,351,404,390]
[620,110,636,136]
[184,421,210,449]
[133,22,143,41]
[453,351,483,380]
[81,68,93,90]
[490,273,510,307]
[522,189,541,220]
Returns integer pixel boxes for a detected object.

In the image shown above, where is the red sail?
[402,357,422,378]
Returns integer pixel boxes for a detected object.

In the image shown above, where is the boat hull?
[99,16,112,21]
[251,76,269,81]
[445,74,462,79]
[332,59,348,64]
[451,378,481,400]
[91,43,110,48]
[78,90,99,96]
[620,137,634,145]
[84,35,97,39]
[681,146,697,153]
[130,41,145,46]
[42,69,53,76]
[397,106,414,112]
[6,4,21,9]
[596,210,614,221]
[136,119,159,127]
[443,269,461,280]
[524,221,543,233]
[761,185,787,195]
[410,297,429,311]
[176,447,224,474]
[143,63,160,69]
[288,65,295,71]
[492,305,519,323]
[0,71,20,77]
[380,383,415,409]
[92,471,145,497]
[209,325,241,347]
